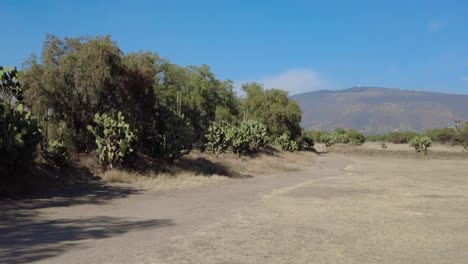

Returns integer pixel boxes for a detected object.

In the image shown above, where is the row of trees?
[1,35,304,175]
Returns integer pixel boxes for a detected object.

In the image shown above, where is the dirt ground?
[1,145,468,263]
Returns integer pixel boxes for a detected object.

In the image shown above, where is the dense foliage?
[277,133,299,152]
[242,82,302,139]
[312,128,365,147]
[87,112,137,169]
[1,34,308,176]
[42,139,69,167]
[205,120,270,156]
[0,103,42,175]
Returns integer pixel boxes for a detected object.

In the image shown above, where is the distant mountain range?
[291,87,468,134]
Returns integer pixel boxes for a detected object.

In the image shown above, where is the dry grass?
[99,146,317,190]
[317,142,468,159]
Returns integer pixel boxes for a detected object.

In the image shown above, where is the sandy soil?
[1,148,468,263]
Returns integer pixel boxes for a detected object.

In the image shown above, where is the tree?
[241,82,302,139]
[21,35,163,153]
[154,63,239,146]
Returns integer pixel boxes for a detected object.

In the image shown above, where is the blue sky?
[1,0,468,95]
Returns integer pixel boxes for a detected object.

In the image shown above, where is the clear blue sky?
[1,0,468,94]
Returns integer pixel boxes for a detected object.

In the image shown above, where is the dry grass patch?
[99,147,317,190]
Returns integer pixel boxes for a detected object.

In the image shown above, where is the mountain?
[291,87,468,134]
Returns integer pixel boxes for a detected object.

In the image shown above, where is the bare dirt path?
[3,152,468,264]
[0,153,348,264]
[150,155,468,264]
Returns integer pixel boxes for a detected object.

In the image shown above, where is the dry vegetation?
[319,142,468,159]
[99,146,316,191]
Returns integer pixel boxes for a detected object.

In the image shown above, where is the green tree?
[241,82,302,139]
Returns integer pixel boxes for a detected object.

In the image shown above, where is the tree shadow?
[173,157,252,179]
[0,180,170,263]
[124,153,252,179]
[0,215,174,264]
[310,147,329,156]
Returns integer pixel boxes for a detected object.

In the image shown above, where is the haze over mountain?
[291,87,468,134]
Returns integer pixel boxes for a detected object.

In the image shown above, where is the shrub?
[380,142,387,149]
[298,134,315,150]
[43,140,69,167]
[206,120,270,156]
[425,127,457,143]
[87,111,137,169]
[145,108,194,161]
[0,103,42,175]
[454,120,468,151]
[205,121,231,156]
[330,129,350,144]
[277,133,298,152]
[409,135,432,154]
[346,129,366,145]
[321,134,336,147]
[243,120,270,152]
[228,123,251,155]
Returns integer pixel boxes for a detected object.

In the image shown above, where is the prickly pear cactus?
[0,102,42,174]
[87,111,137,169]
[0,66,23,102]
[205,121,231,156]
[277,133,298,152]
[409,135,432,154]
[43,139,69,167]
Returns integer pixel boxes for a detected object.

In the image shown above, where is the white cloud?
[239,69,326,96]
[427,20,447,33]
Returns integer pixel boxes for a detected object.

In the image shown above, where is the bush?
[409,135,432,154]
[228,123,251,155]
[346,129,366,145]
[0,103,42,175]
[306,130,327,143]
[144,107,194,160]
[297,134,315,150]
[321,134,336,147]
[380,142,387,149]
[87,111,137,169]
[425,127,457,143]
[454,120,468,151]
[42,140,69,167]
[205,120,270,156]
[205,121,231,156]
[243,120,270,152]
[277,133,298,152]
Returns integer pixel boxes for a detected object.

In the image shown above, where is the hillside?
[291,87,468,134]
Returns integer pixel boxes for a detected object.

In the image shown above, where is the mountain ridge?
[291,87,468,134]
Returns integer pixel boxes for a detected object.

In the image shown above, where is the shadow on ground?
[0,215,174,264]
[0,181,170,263]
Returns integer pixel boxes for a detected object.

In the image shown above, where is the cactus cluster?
[319,128,366,147]
[0,103,42,174]
[0,66,23,102]
[205,120,270,156]
[277,133,299,152]
[409,135,432,154]
[42,139,69,167]
[87,112,137,169]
